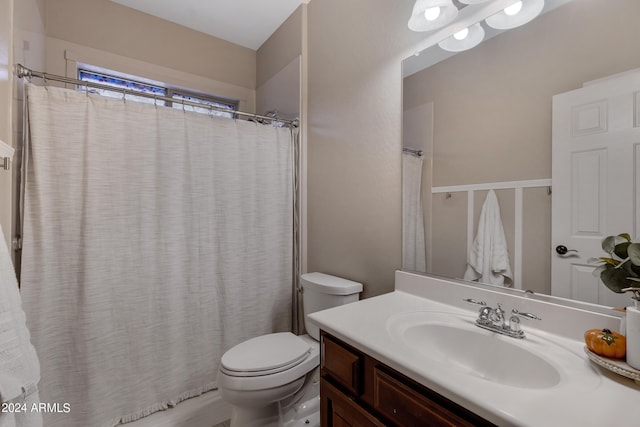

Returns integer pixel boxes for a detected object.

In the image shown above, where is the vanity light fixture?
[485,0,545,30]
[438,22,485,52]
[504,1,523,15]
[408,0,459,32]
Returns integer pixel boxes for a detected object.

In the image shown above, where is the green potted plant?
[590,233,640,300]
[591,234,640,370]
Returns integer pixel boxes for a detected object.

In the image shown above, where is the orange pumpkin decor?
[584,328,626,359]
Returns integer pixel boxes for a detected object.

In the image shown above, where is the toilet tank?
[301,272,362,340]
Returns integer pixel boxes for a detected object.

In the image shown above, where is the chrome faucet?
[488,303,506,327]
[464,299,541,339]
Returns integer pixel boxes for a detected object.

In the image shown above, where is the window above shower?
[78,67,239,118]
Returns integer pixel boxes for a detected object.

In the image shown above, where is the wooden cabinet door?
[321,334,363,396]
[373,368,477,427]
[320,331,495,427]
[321,378,385,427]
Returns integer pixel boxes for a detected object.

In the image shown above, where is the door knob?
[556,245,578,255]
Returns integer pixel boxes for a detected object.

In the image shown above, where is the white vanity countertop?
[308,271,639,427]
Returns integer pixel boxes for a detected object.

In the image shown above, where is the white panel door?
[552,70,640,307]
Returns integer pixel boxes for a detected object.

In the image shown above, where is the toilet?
[217,272,362,427]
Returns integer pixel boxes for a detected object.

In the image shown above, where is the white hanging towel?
[464,190,513,287]
[0,224,41,427]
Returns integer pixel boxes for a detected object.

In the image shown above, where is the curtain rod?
[15,64,299,128]
[403,147,423,156]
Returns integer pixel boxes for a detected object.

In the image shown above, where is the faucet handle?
[463,298,486,306]
[511,308,541,321]
[508,309,541,337]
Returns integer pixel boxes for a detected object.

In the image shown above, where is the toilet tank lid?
[300,272,363,295]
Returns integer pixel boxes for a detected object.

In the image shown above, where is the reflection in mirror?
[402,0,640,308]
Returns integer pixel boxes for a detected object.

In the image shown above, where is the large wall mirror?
[402,0,640,308]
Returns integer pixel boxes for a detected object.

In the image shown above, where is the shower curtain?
[402,153,426,272]
[19,83,294,427]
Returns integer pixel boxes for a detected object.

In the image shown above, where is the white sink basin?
[400,322,560,388]
[386,311,598,390]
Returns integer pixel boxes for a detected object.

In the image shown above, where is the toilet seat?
[218,334,320,392]
[221,332,311,377]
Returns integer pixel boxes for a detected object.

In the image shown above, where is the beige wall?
[256,57,300,120]
[45,0,256,90]
[306,0,423,298]
[403,0,640,293]
[43,0,256,112]
[44,37,256,113]
[257,6,303,90]
[13,0,46,76]
[256,5,303,118]
[11,0,45,268]
[0,0,13,252]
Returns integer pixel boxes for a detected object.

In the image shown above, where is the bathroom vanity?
[309,271,639,426]
[320,331,494,426]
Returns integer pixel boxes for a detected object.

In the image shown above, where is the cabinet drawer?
[321,334,363,396]
[373,368,477,427]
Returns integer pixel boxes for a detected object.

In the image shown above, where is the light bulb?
[504,1,523,16]
[424,6,441,21]
[453,28,469,40]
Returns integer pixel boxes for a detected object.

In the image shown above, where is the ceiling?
[110,0,311,50]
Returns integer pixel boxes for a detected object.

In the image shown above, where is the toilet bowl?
[217,273,362,427]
